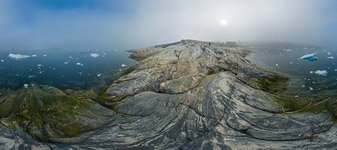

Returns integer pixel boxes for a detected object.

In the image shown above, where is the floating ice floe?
[43,54,47,57]
[28,75,35,78]
[64,61,69,65]
[0,60,4,62]
[121,64,127,67]
[327,56,335,59]
[90,53,100,58]
[76,62,84,66]
[37,64,43,67]
[313,70,328,76]
[32,54,37,57]
[285,49,293,52]
[8,53,31,60]
[309,87,314,91]
[300,53,317,62]
[24,84,29,89]
[97,73,102,77]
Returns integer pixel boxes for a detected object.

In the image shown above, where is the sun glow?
[220,19,228,26]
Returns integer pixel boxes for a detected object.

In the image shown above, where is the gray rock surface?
[1,40,337,149]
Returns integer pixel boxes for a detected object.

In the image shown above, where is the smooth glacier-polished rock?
[2,40,337,149]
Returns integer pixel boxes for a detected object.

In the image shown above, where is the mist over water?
[1,0,337,92]
[0,0,337,50]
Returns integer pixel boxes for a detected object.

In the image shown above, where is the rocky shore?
[1,40,337,149]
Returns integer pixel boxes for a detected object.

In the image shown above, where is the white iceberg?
[90,53,100,58]
[121,64,127,67]
[32,54,37,57]
[24,84,29,89]
[300,53,317,62]
[43,54,47,57]
[8,53,30,60]
[0,60,4,62]
[76,62,84,66]
[313,70,328,76]
[97,73,102,77]
[327,56,335,59]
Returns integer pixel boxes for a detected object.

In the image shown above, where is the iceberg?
[313,70,328,76]
[32,54,37,57]
[0,60,4,62]
[76,62,84,66]
[121,64,127,67]
[8,53,31,60]
[327,56,335,59]
[97,73,102,77]
[90,53,100,58]
[300,53,317,62]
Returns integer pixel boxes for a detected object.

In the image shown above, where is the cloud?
[0,0,336,50]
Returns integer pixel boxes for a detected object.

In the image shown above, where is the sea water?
[246,45,337,92]
[0,49,136,91]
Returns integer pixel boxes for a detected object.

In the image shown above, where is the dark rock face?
[1,40,337,149]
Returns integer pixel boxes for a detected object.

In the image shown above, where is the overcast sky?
[0,0,337,50]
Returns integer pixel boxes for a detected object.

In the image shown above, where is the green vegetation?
[249,74,289,93]
[130,54,149,61]
[0,86,96,141]
[117,66,136,78]
[96,93,126,111]
[272,95,326,113]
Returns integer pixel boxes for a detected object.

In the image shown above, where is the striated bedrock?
[0,85,114,144]
[1,40,337,149]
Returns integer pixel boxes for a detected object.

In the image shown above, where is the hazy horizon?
[1,0,337,50]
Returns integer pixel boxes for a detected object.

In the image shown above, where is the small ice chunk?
[90,53,100,58]
[285,49,293,52]
[328,52,332,55]
[8,53,30,60]
[335,69,337,72]
[64,61,69,65]
[275,64,279,67]
[289,61,293,64]
[121,64,127,67]
[37,64,43,67]
[309,71,313,74]
[24,84,29,88]
[300,53,317,62]
[309,87,314,91]
[327,56,335,59]
[32,54,37,57]
[314,70,328,76]
[28,75,35,78]
[0,60,4,62]
[76,62,84,66]
[97,73,102,77]
[43,54,47,57]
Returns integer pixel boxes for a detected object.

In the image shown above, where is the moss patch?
[0,86,102,141]
[249,74,289,93]
[95,93,126,111]
[118,66,136,78]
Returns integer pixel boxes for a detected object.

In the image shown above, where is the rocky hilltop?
[1,40,337,149]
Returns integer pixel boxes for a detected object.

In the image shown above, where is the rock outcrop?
[1,40,337,149]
